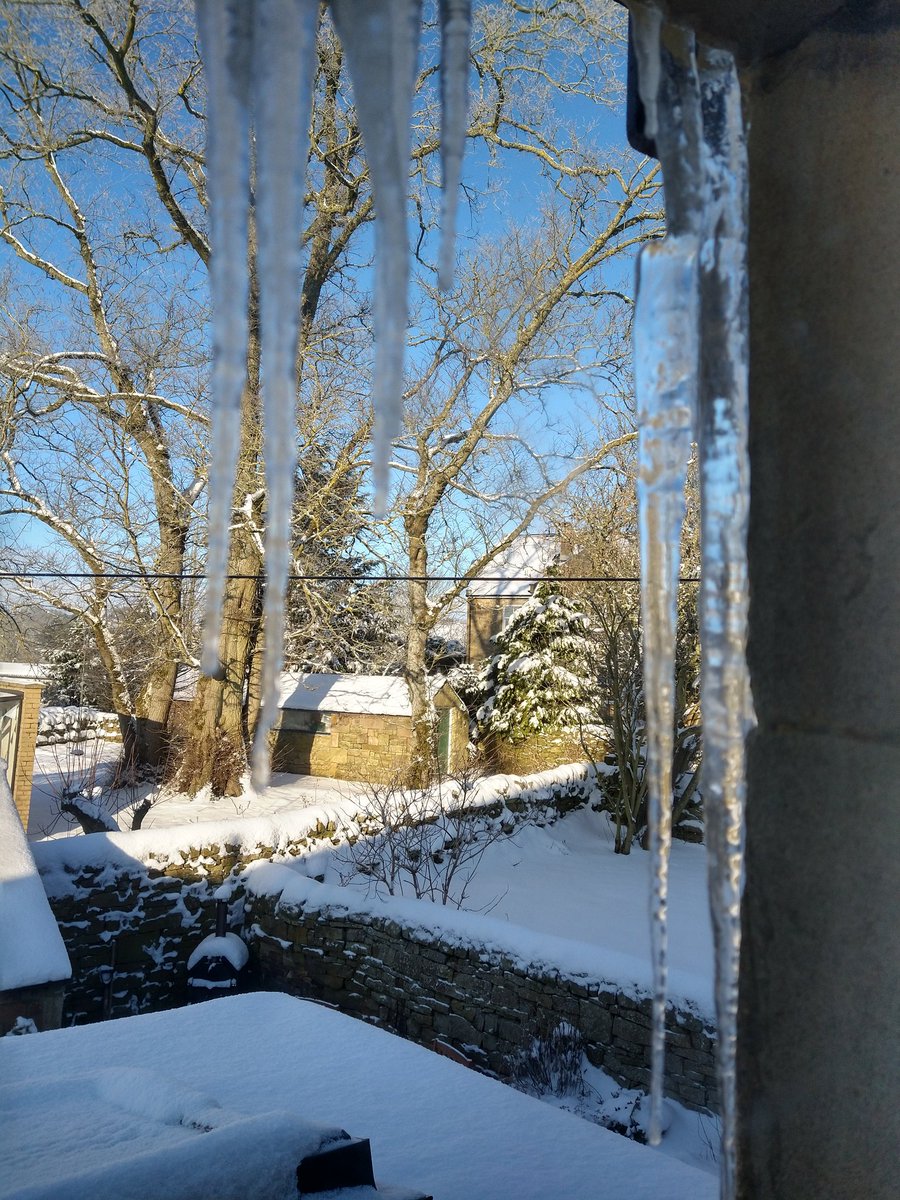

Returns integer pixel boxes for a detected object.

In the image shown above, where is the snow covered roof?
[0,661,48,686]
[467,534,559,598]
[0,773,71,992]
[173,668,461,716]
[278,673,459,716]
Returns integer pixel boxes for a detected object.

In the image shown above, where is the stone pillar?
[738,11,900,1196]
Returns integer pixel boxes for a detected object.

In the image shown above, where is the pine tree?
[478,579,596,743]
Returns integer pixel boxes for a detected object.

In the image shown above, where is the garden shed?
[271,673,467,785]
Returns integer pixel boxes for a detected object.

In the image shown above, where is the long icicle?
[634,233,698,1145]
[631,15,704,1149]
[329,0,423,513]
[696,47,753,1200]
[437,0,472,290]
[197,0,253,678]
[249,0,321,791]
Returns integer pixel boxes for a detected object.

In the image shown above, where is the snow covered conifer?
[478,579,596,744]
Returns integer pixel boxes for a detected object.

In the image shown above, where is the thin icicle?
[634,234,699,1146]
[196,0,253,678]
[697,47,753,1200]
[249,0,320,791]
[437,0,472,290]
[329,0,423,513]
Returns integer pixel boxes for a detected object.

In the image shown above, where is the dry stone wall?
[244,879,719,1115]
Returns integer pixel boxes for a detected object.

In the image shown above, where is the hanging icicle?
[631,14,704,1152]
[634,232,698,1147]
[437,0,472,290]
[196,0,253,680]
[631,10,752,1198]
[196,0,320,791]
[248,0,321,790]
[696,47,753,1200]
[198,0,474,786]
[329,0,423,513]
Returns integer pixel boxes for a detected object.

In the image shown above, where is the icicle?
[437,0,472,290]
[630,4,663,141]
[696,48,753,1200]
[196,0,253,678]
[634,234,698,1147]
[633,20,704,1150]
[249,0,320,791]
[329,0,423,513]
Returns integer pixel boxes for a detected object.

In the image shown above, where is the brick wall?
[4,682,42,828]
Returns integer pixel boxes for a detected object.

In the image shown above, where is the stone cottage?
[271,673,468,784]
[0,662,47,830]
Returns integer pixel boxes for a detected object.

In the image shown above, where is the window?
[277,709,332,735]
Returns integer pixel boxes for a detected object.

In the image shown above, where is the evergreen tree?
[477,579,596,743]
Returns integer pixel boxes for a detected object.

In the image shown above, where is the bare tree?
[0,1,658,795]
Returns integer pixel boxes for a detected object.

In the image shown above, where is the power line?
[0,570,701,584]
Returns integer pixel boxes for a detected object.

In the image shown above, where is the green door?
[436,707,452,773]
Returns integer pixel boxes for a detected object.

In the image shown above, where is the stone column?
[738,10,900,1197]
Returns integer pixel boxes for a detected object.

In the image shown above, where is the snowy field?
[0,993,717,1200]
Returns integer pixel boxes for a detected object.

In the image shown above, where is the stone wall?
[272,711,417,784]
[32,766,717,1119]
[272,705,467,785]
[243,873,719,1115]
[34,768,586,1025]
[37,707,122,746]
[466,596,526,661]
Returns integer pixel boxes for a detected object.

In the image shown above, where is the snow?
[276,672,455,717]
[244,803,714,1014]
[0,662,47,684]
[0,992,716,1200]
[0,1060,345,1200]
[467,534,559,597]
[278,672,414,716]
[0,768,71,991]
[187,932,249,973]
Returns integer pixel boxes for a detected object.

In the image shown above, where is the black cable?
[0,570,701,584]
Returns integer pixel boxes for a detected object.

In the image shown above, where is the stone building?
[271,673,468,784]
[465,534,559,661]
[0,662,47,830]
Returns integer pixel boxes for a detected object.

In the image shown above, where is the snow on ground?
[0,992,717,1200]
[27,741,367,840]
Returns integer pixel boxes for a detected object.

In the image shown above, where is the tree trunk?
[173,297,264,797]
[404,524,438,787]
